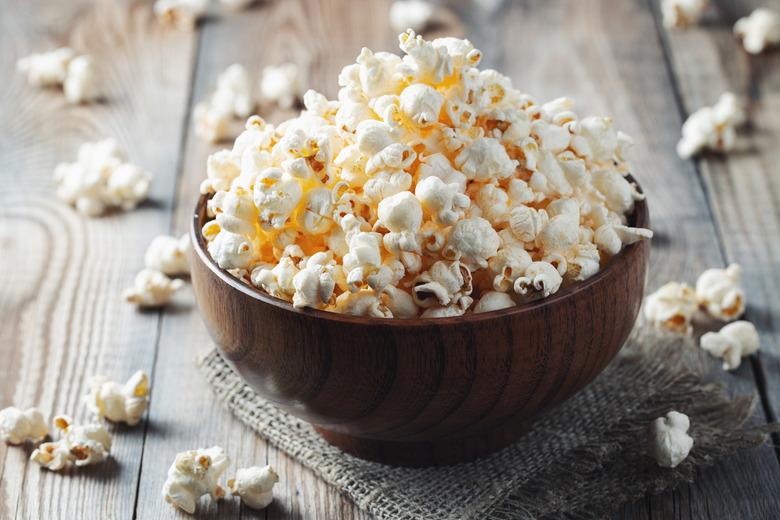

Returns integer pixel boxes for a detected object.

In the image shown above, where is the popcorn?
[194,64,255,143]
[677,92,746,159]
[31,415,111,471]
[389,1,435,33]
[145,234,191,275]
[219,0,255,10]
[124,269,184,307]
[661,0,709,29]
[734,8,780,54]
[163,447,229,514]
[260,63,304,109]
[84,370,150,426]
[474,291,515,313]
[700,320,760,371]
[17,47,74,87]
[643,282,698,335]
[154,0,208,30]
[228,465,279,510]
[649,411,694,468]
[199,32,651,317]
[53,139,151,216]
[0,407,48,445]
[63,56,99,104]
[194,102,233,143]
[695,264,745,321]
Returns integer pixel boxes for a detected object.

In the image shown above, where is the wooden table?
[2,0,780,518]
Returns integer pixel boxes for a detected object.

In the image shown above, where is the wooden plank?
[492,0,780,518]
[0,0,197,518]
[650,0,780,423]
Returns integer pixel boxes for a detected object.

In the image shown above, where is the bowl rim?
[191,178,649,327]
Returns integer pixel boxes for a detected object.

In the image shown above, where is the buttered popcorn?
[30,415,111,471]
[200,31,652,318]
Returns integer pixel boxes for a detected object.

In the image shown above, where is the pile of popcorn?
[199,30,653,318]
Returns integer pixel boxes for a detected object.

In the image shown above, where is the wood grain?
[0,0,197,518]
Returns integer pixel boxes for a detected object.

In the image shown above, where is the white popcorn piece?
[649,411,694,468]
[412,260,472,308]
[84,370,150,426]
[381,285,419,318]
[443,217,500,270]
[734,8,780,54]
[662,0,709,29]
[700,320,760,371]
[677,92,746,159]
[415,175,469,226]
[53,139,151,216]
[695,264,745,321]
[292,261,337,309]
[63,55,99,104]
[30,415,112,471]
[194,101,233,143]
[474,291,515,313]
[163,447,229,514]
[643,282,698,335]
[513,261,563,298]
[0,407,48,445]
[154,0,208,30]
[124,268,184,307]
[400,83,443,126]
[211,64,255,119]
[334,290,393,318]
[455,137,518,181]
[389,0,435,33]
[228,465,279,510]
[17,47,75,87]
[508,205,548,243]
[594,224,653,256]
[378,191,423,255]
[260,63,304,109]
[145,234,191,275]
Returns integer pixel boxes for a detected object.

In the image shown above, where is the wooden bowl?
[190,189,650,467]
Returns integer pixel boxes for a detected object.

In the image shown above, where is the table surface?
[2,0,780,518]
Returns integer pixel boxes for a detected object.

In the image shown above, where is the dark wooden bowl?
[190,188,650,467]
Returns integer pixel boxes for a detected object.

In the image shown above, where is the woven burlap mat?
[197,328,769,520]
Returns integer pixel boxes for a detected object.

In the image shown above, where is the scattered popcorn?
[389,1,435,33]
[677,92,746,159]
[30,415,111,471]
[123,269,184,307]
[53,139,151,216]
[162,447,229,514]
[63,55,99,104]
[194,102,233,143]
[194,64,255,143]
[0,407,48,445]
[260,63,304,109]
[17,48,99,104]
[695,263,745,321]
[649,411,694,468]
[643,282,698,335]
[154,0,208,30]
[700,320,759,371]
[84,370,150,426]
[17,47,75,87]
[734,8,780,54]
[145,234,191,275]
[661,0,709,29]
[228,465,279,510]
[200,31,652,317]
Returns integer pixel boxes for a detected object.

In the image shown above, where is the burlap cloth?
[197,328,769,519]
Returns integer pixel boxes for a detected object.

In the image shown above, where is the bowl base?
[314,420,533,467]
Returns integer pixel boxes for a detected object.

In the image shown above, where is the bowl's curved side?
[191,196,649,455]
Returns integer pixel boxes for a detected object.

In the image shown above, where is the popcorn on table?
[124,268,184,307]
[145,234,192,275]
[17,47,98,104]
[390,0,435,33]
[163,446,229,514]
[31,415,111,471]
[228,465,279,510]
[260,63,305,109]
[700,320,759,371]
[677,92,746,159]
[643,281,698,335]
[649,411,694,468]
[84,370,150,426]
[154,0,208,30]
[734,8,780,54]
[54,139,151,216]
[200,30,652,318]
[0,407,49,445]
[661,0,709,29]
[194,63,255,143]
[695,263,745,321]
